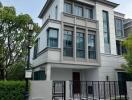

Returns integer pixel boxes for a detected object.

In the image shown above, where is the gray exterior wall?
[29,81,52,100]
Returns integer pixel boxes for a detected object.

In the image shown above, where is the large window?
[63,30,73,57]
[64,2,72,14]
[88,31,96,59]
[85,8,93,19]
[33,39,39,59]
[75,5,83,17]
[103,11,110,54]
[76,32,85,58]
[47,28,58,48]
[115,18,123,37]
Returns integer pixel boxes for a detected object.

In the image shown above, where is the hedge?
[0,81,25,100]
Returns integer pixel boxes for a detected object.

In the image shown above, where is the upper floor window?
[88,31,96,59]
[75,5,83,17]
[47,28,58,48]
[55,6,58,20]
[116,40,126,55]
[64,2,72,14]
[76,32,85,58]
[85,8,93,19]
[103,11,111,54]
[33,39,39,59]
[63,30,73,57]
[115,18,124,37]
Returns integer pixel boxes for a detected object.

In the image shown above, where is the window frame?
[115,18,124,37]
[76,32,85,58]
[63,29,73,57]
[47,28,59,48]
[103,10,111,54]
[88,31,96,59]
[85,7,93,19]
[64,2,72,14]
[33,39,39,59]
[55,5,58,20]
[74,4,83,17]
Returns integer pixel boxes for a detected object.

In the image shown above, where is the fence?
[53,81,128,100]
[52,81,66,100]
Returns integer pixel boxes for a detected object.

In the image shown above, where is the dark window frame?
[103,10,111,54]
[88,32,96,59]
[85,7,93,19]
[47,27,59,48]
[64,2,72,14]
[33,39,39,59]
[75,4,83,17]
[115,18,124,37]
[76,32,85,58]
[63,30,73,57]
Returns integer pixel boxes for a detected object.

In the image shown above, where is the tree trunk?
[4,69,7,81]
[0,69,4,80]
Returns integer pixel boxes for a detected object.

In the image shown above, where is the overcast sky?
[1,0,132,26]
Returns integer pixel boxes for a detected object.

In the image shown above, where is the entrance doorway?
[73,72,80,94]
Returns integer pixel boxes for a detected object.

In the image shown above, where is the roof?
[38,0,119,19]
[38,0,53,18]
[97,0,119,8]
[114,11,125,18]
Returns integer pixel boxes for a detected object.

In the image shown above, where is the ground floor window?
[34,71,46,80]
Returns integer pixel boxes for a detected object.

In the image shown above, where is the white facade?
[30,0,126,81]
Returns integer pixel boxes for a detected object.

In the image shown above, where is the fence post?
[66,81,70,100]
[127,81,132,100]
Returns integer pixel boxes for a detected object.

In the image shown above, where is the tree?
[0,4,40,80]
[122,34,132,74]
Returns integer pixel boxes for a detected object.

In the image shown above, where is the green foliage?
[7,61,25,80]
[0,81,25,100]
[0,3,40,80]
[122,34,132,74]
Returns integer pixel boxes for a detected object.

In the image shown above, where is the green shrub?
[0,81,25,100]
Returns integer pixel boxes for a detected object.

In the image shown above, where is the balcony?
[62,12,98,29]
[31,48,61,67]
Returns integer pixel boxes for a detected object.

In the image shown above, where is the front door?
[73,72,80,94]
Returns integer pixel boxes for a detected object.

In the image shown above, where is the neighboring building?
[114,11,126,56]
[30,0,130,82]
[124,18,132,37]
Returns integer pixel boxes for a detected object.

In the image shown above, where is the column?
[61,14,64,62]
[85,29,88,60]
[46,64,51,81]
[74,18,77,61]
[66,81,70,100]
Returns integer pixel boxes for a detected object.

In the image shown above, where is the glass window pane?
[88,33,96,59]
[103,11,110,54]
[64,2,72,14]
[115,19,123,37]
[75,6,83,17]
[76,32,85,58]
[47,28,58,48]
[63,30,73,57]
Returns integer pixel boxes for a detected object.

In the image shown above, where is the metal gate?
[52,81,127,100]
[52,81,66,100]
[70,81,127,100]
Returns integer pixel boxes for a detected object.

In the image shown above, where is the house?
[30,0,128,82]
[124,18,132,37]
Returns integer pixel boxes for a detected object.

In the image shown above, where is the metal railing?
[70,81,127,100]
[52,81,127,100]
[52,81,66,100]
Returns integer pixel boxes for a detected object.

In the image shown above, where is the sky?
[1,0,132,26]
